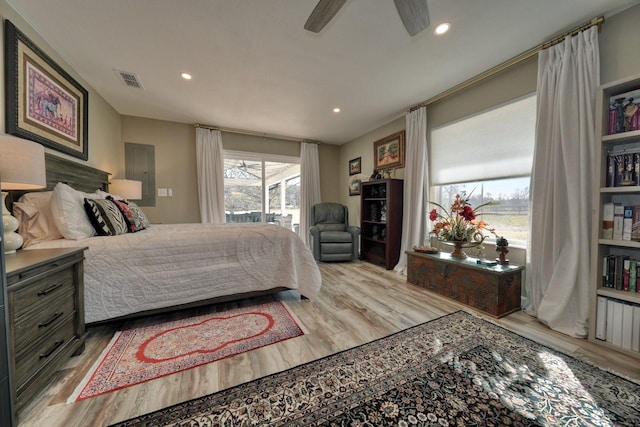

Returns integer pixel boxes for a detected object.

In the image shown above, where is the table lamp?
[0,134,46,254]
[109,179,142,200]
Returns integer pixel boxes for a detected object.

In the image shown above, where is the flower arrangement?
[429,192,495,243]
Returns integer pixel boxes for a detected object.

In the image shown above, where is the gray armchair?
[309,203,360,262]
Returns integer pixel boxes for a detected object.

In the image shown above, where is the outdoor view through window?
[223,156,300,234]
[435,176,530,245]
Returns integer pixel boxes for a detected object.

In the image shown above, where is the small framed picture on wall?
[349,157,362,175]
[373,130,405,171]
[349,177,361,196]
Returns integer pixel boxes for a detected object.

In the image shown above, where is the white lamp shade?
[0,134,46,190]
[110,179,142,200]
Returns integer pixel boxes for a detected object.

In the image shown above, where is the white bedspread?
[28,223,322,323]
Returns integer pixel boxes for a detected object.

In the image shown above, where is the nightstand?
[5,247,87,412]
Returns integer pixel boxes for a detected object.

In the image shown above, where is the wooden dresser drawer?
[13,293,75,355]
[12,267,74,319]
[14,319,76,389]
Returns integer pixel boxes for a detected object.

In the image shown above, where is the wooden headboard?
[43,153,110,192]
[7,153,110,208]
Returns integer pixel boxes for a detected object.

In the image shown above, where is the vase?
[440,239,483,259]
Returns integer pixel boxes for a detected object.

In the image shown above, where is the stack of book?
[602,203,640,241]
[596,296,640,352]
[602,255,640,292]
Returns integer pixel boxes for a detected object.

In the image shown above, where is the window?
[431,94,536,245]
[223,151,300,233]
[435,178,530,243]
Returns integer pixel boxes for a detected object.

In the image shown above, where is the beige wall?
[121,116,341,223]
[339,117,405,226]
[121,116,198,224]
[0,1,122,177]
[600,4,640,85]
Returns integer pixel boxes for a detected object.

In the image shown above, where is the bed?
[13,154,322,323]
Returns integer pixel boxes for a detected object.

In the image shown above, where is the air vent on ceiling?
[114,69,144,89]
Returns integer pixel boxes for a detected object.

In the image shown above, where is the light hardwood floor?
[17,261,640,426]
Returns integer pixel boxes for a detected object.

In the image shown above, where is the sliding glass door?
[223,151,300,233]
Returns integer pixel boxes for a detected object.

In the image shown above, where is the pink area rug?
[69,301,306,401]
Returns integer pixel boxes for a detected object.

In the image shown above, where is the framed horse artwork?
[4,20,89,160]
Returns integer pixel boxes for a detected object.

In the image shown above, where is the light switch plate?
[158,188,168,197]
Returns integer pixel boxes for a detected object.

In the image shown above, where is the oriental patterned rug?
[110,310,640,427]
[69,301,306,402]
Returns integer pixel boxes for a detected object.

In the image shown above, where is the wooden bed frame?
[12,154,291,324]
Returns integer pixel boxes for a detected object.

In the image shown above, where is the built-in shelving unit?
[589,72,640,358]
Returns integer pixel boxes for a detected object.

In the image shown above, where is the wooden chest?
[406,251,524,318]
[5,248,87,413]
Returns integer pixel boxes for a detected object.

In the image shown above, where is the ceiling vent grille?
[114,69,144,89]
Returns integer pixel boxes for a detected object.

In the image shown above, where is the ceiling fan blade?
[394,0,430,36]
[304,0,348,33]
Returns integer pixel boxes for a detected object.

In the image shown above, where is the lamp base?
[2,191,23,254]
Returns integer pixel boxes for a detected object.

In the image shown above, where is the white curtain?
[300,142,321,247]
[525,26,599,338]
[394,107,429,274]
[195,128,226,223]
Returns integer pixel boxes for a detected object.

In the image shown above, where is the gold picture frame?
[373,130,405,170]
[4,20,89,160]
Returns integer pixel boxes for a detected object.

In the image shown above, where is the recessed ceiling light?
[181,72,192,80]
[434,23,451,35]
[333,107,341,113]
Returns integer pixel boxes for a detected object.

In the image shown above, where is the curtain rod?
[194,123,320,144]
[408,16,604,113]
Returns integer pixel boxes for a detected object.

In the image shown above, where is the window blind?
[430,94,536,185]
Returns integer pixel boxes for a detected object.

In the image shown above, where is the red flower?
[429,208,438,221]
[460,206,475,221]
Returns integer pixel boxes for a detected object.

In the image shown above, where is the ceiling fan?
[304,0,430,36]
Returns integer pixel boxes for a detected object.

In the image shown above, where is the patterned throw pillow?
[107,196,143,232]
[124,200,150,230]
[84,198,129,236]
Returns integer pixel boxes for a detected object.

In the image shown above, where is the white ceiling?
[7,0,639,144]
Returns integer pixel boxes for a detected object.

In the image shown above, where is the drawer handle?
[37,283,64,297]
[439,265,448,278]
[40,339,65,359]
[38,312,64,328]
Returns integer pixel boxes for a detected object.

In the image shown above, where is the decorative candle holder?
[495,236,509,265]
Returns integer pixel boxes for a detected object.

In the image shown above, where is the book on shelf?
[614,255,629,290]
[611,299,624,347]
[632,205,640,240]
[635,153,640,186]
[630,260,638,292]
[602,202,615,239]
[622,303,634,350]
[623,206,634,240]
[606,299,616,344]
[607,255,616,288]
[613,204,624,240]
[623,259,631,291]
[606,154,616,187]
[633,305,640,352]
[596,296,607,340]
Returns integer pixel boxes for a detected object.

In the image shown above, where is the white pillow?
[95,189,122,200]
[13,191,63,247]
[50,183,104,240]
